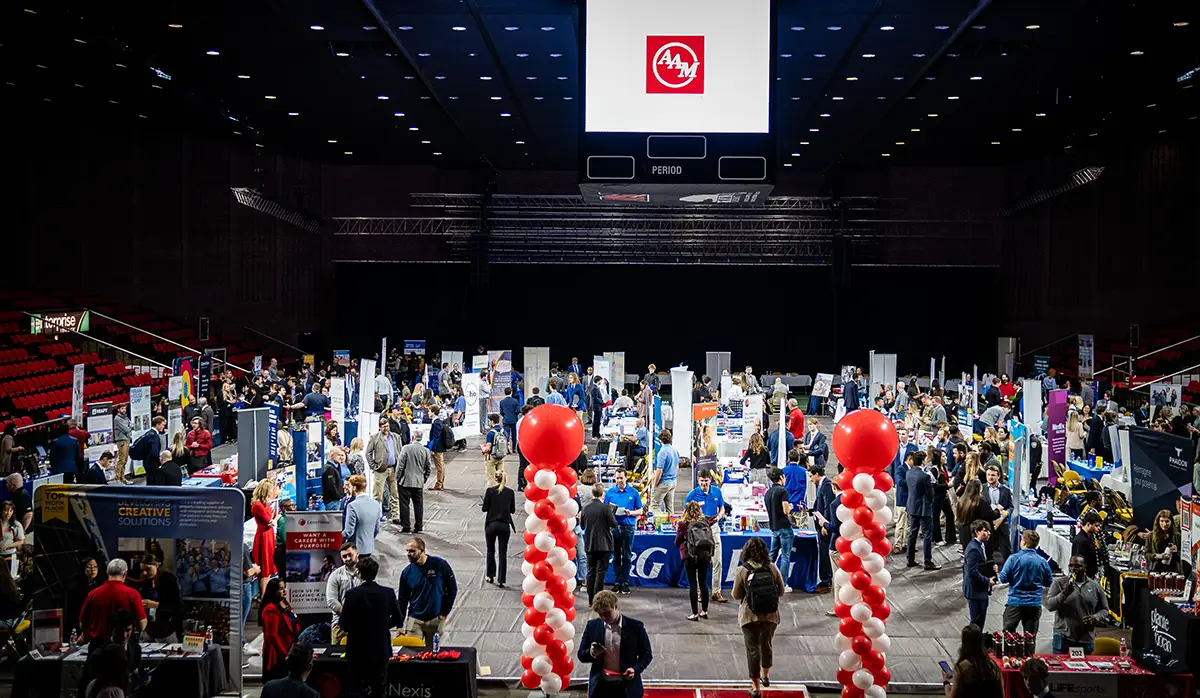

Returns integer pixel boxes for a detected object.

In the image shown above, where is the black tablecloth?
[12,644,225,698]
[307,645,478,698]
[1134,590,1200,675]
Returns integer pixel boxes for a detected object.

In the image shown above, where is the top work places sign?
[579,0,776,204]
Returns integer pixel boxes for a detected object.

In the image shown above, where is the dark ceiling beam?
[358,0,495,172]
[823,0,994,173]
[461,0,545,165]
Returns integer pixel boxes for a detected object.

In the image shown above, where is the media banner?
[84,402,114,465]
[129,385,152,447]
[1046,390,1068,487]
[1078,334,1095,380]
[267,403,281,468]
[359,359,376,414]
[167,376,184,439]
[958,372,976,432]
[743,394,764,440]
[1128,427,1195,530]
[30,309,90,335]
[403,340,426,356]
[197,354,212,399]
[488,350,513,413]
[33,485,245,689]
[283,511,344,613]
[1150,383,1184,412]
[253,355,263,375]
[612,352,626,391]
[332,350,351,368]
[330,377,345,445]
[71,363,85,423]
[692,403,719,485]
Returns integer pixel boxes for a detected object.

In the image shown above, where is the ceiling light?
[419,52,431,57]
[802,77,813,81]
[206,50,220,55]
[23,8,35,13]
[791,152,800,157]
[550,53,563,58]
[800,141,810,145]
[927,113,938,117]
[912,53,926,58]
[791,26,805,31]
[557,76,568,80]
[862,54,876,58]
[1158,129,1167,134]
[310,25,324,31]
[881,153,890,157]
[1146,103,1156,108]
[468,53,476,57]
[790,97,800,101]
[540,26,555,31]
[948,96,960,100]
[895,141,905,145]
[1026,24,1040,30]
[991,141,1001,145]
[336,52,349,57]
[168,23,182,28]
[451,26,466,31]
[534,96,544,100]
[877,96,886,100]
[504,26,519,31]
[935,25,949,30]
[832,96,844,101]
[480,76,492,80]
[827,26,842,31]
[265,95,276,99]
[780,54,792,58]
[563,96,573,100]
[434,75,445,79]
[74,83,84,88]
[1088,133,1098,137]
[820,113,830,117]
[516,53,529,58]
[328,139,337,143]
[501,112,511,117]
[288,112,298,116]
[515,140,525,144]
[237,74,250,79]
[490,96,501,100]
[925,77,936,81]
[809,128,819,132]
[1174,22,1189,27]
[433,152,442,155]
[398,26,413,31]
[893,76,904,80]
[377,95,388,100]
[364,25,377,31]
[116,63,127,68]
[1012,128,1022,132]
[911,128,920,132]
[151,84,162,89]
[972,25,986,30]
[1035,112,1046,116]
[970,76,982,80]
[109,100,118,104]
[448,96,457,99]
[344,151,352,155]
[421,140,430,144]
[846,77,858,81]
[526,76,537,80]
[814,54,826,58]
[784,163,792,167]
[881,25,894,31]
[1130,50,1144,56]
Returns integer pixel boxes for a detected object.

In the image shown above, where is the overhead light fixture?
[862,54,876,58]
[927,113,938,117]
[516,53,529,58]
[895,141,905,145]
[791,152,800,157]
[784,163,792,167]
[877,96,886,100]
[1158,129,1167,134]
[563,96,573,100]
[421,140,430,144]
[549,53,563,58]
[451,26,466,31]
[534,96,544,100]
[992,141,1001,145]
[912,53,926,58]
[398,26,413,31]
[1035,112,1046,116]
[377,95,388,100]
[780,53,792,58]
[526,76,537,80]
[1026,24,1040,30]
[948,95,960,100]
[168,23,182,28]
[434,75,444,79]
[893,76,904,80]
[814,53,826,58]
[490,96,501,100]
[820,113,830,117]
[344,151,352,155]
[515,140,525,144]
[801,77,813,81]
[363,25,377,31]
[433,152,442,155]
[501,112,511,117]
[791,26,805,31]
[790,96,800,101]
[1173,21,1189,27]
[827,26,842,31]
[557,76,568,80]
[448,96,457,99]
[911,128,920,132]
[540,26,555,31]
[288,112,298,116]
[1130,50,1144,56]
[310,25,324,31]
[970,76,982,80]
[206,50,220,55]
[1012,128,1022,132]
[327,139,337,143]
[237,74,250,79]
[480,76,492,80]
[809,128,819,132]
[1146,103,1156,108]
[972,25,986,30]
[336,52,349,57]
[881,153,890,157]
[504,26,519,31]
[800,141,810,145]
[116,63,127,68]
[881,25,894,31]
[832,96,844,101]
[409,126,418,130]
[151,84,162,89]
[846,76,858,81]
[265,95,276,99]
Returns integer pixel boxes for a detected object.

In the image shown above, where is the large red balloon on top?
[517,404,584,469]
[831,409,898,474]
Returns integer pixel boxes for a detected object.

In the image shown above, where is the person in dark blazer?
[982,465,1014,564]
[842,379,860,413]
[812,475,843,614]
[808,465,835,591]
[802,422,828,467]
[129,417,168,485]
[904,452,939,570]
[322,454,345,511]
[962,519,995,629]
[261,641,319,698]
[891,433,918,551]
[83,451,112,485]
[481,471,516,587]
[49,428,85,483]
[338,557,402,698]
[577,591,653,698]
[579,484,617,605]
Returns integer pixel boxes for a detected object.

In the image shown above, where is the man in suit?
[261,641,318,698]
[843,378,860,413]
[802,421,828,468]
[129,416,168,485]
[905,452,940,570]
[891,431,918,553]
[809,465,835,593]
[812,471,843,614]
[342,475,381,556]
[83,451,112,485]
[766,424,795,467]
[366,418,402,523]
[983,464,1014,564]
[577,591,653,698]
[49,426,85,483]
[579,484,617,605]
[338,557,402,698]
[962,519,995,629]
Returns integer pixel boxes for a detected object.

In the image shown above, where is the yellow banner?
[40,485,70,523]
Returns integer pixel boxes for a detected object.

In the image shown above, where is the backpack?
[490,427,509,459]
[745,564,780,615]
[685,521,714,559]
[441,419,457,450]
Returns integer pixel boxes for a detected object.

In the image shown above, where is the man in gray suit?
[367,418,401,524]
[396,441,432,534]
[342,475,381,556]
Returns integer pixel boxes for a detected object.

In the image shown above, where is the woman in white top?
[727,376,746,404]
[0,502,23,562]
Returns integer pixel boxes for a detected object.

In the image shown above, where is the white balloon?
[853,473,875,494]
[522,637,545,657]
[872,633,892,653]
[871,568,892,589]
[534,531,557,552]
[559,560,578,579]
[564,639,575,656]
[553,622,576,641]
[865,490,887,511]
[566,577,577,592]
[833,569,850,589]
[861,553,885,574]
[532,654,554,676]
[850,602,873,623]
[522,561,534,577]
[838,649,863,671]
[523,576,545,595]
[545,607,567,629]
[834,633,852,651]
[524,499,536,516]
[521,623,534,638]
[853,668,875,689]
[838,585,863,606]
[534,470,558,490]
[865,686,887,698]
[836,504,854,523]
[533,592,555,613]
[562,499,580,518]
[526,516,548,534]
[873,507,892,526]
[840,521,863,540]
[851,538,873,558]
[862,617,886,638]
[548,484,571,505]
[540,674,563,694]
[564,516,578,530]
[546,547,569,567]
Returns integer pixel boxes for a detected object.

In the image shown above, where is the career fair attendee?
[891,431,917,552]
[481,469,516,587]
[185,415,213,474]
[82,608,141,698]
[338,556,402,698]
[79,559,147,641]
[604,469,643,596]
[998,530,1053,637]
[366,417,401,523]
[1071,511,1103,579]
[322,448,347,511]
[650,429,680,514]
[482,413,506,488]
[128,417,168,485]
[982,465,1013,563]
[802,421,828,467]
[812,472,842,615]
[1019,658,1054,698]
[581,483,617,605]
[139,556,183,641]
[962,519,995,629]
[1145,508,1182,573]
[5,474,32,532]
[578,591,653,698]
[261,641,319,698]
[396,537,458,648]
[396,436,432,534]
[1045,555,1110,655]
[732,537,785,698]
[325,543,360,645]
[251,479,280,597]
[426,405,448,491]
[904,452,940,571]
[342,475,381,557]
[684,469,728,603]
[764,467,794,593]
[765,423,793,468]
[674,502,713,621]
[49,422,86,483]
[780,448,808,518]
[740,433,771,485]
[260,578,300,681]
[942,623,1003,698]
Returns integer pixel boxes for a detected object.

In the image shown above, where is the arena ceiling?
[5,0,1197,173]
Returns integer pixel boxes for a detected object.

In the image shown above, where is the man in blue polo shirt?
[780,447,808,510]
[685,469,728,603]
[649,429,679,514]
[998,529,1053,636]
[603,469,643,595]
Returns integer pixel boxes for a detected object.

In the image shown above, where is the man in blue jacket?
[49,426,85,483]
[812,474,843,614]
[396,537,458,649]
[998,529,1053,636]
[577,590,652,698]
[82,451,113,485]
[766,424,795,467]
[810,465,835,592]
[780,448,808,510]
[801,421,828,468]
[904,452,939,571]
[891,430,918,553]
[962,519,995,629]
[129,417,168,485]
[498,387,521,447]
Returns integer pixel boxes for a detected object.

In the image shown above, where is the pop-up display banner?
[84,401,114,464]
[1128,427,1195,531]
[284,511,344,614]
[34,485,245,691]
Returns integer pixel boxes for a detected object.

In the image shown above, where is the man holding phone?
[577,591,652,698]
[1045,555,1109,654]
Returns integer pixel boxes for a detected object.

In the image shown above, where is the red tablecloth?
[1000,654,1194,698]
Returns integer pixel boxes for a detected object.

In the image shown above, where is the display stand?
[236,407,271,487]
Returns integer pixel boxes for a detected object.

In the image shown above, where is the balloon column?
[516,404,584,694]
[830,409,899,698]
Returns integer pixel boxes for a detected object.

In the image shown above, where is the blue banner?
[197,354,212,398]
[268,404,280,468]
[610,530,820,591]
[403,340,426,356]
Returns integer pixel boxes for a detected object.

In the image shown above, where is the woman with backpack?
[732,536,784,698]
[674,502,713,621]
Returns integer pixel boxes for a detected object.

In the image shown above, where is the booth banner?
[197,354,213,399]
[720,374,733,404]
[1149,383,1183,410]
[594,358,612,388]
[1182,498,1200,587]
[403,340,426,356]
[305,421,324,479]
[359,359,376,414]
[524,348,551,407]
[1047,390,1068,486]
[692,403,719,480]
[1023,379,1043,438]
[958,372,975,432]
[1128,427,1195,530]
[284,511,344,613]
[471,355,489,372]
[812,373,833,398]
[268,463,298,511]
[253,355,263,375]
[743,394,763,439]
[670,368,694,458]
[167,375,184,439]
[71,363,85,423]
[1033,355,1050,376]
[267,403,281,468]
[33,485,245,689]
[487,350,513,413]
[84,402,114,464]
[613,352,626,390]
[129,385,152,444]
[330,378,346,446]
[172,357,193,413]
[333,350,351,368]
[462,372,481,434]
[1078,334,1095,380]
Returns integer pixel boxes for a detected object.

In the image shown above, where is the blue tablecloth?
[608,529,820,592]
[1068,459,1114,482]
[182,476,223,488]
[1019,505,1075,530]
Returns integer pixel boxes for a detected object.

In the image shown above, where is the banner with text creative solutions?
[283,511,344,613]
[34,485,245,690]
[1128,427,1196,531]
[1046,389,1068,486]
[1078,334,1095,381]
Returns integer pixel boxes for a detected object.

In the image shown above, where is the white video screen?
[584,0,772,134]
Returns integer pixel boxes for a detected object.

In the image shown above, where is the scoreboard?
[579,0,776,205]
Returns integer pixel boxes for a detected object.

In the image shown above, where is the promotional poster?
[1078,334,1094,380]
[168,375,184,439]
[1150,383,1183,411]
[283,511,344,613]
[403,340,426,356]
[129,386,152,473]
[1046,390,1068,486]
[812,373,833,399]
[84,401,114,464]
[332,350,351,368]
[330,377,346,442]
[692,402,719,481]
[253,355,263,375]
[461,372,481,434]
[197,354,213,399]
[71,363,85,423]
[1127,427,1195,531]
[487,349,513,413]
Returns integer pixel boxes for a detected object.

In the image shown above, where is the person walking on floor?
[604,470,643,595]
[396,537,458,648]
[732,536,784,698]
[998,529,1053,637]
[580,483,617,605]
[685,469,728,603]
[674,501,714,621]
[325,543,360,646]
[963,519,995,629]
[366,418,401,523]
[813,472,843,615]
[499,387,520,447]
[764,467,795,593]
[891,430,917,552]
[577,591,653,698]
[427,405,449,490]
[482,414,508,488]
[905,451,940,571]
[481,470,515,587]
[396,438,431,534]
[649,429,679,514]
[342,475,380,557]
[338,557,402,698]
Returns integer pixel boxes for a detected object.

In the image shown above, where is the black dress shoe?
[906,561,919,568]
[924,563,941,571]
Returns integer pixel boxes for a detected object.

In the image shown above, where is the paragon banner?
[1127,427,1195,531]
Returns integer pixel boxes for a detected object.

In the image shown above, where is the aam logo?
[646,36,704,94]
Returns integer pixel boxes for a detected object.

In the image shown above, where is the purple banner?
[1047,389,1068,486]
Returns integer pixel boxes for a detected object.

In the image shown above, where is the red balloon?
[841,686,864,698]
[557,671,572,690]
[872,665,892,688]
[841,490,864,509]
[545,577,567,597]
[839,618,863,638]
[836,669,855,687]
[568,484,578,498]
[874,471,894,493]
[833,600,852,619]
[836,537,853,555]
[871,538,891,556]
[835,471,855,492]
[517,405,585,469]
[832,409,899,474]
[862,585,886,606]
[556,529,577,550]
[863,650,885,671]
[534,499,558,521]
[838,553,862,573]
[556,467,578,487]
[545,639,567,660]
[566,546,576,561]
[524,464,539,484]
[521,655,534,671]
[552,655,572,676]
[533,561,555,582]
[850,570,873,591]
[525,486,549,502]
[554,592,575,610]
[851,634,872,656]
[524,609,546,627]
[525,545,547,564]
[852,506,874,527]
[524,532,536,546]
[533,624,555,646]
[873,601,892,621]
[521,593,535,608]
[547,515,567,534]
[564,606,577,622]
[864,522,887,542]
[521,670,540,689]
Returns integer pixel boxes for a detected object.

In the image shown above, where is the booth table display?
[1067,458,1115,482]
[306,645,478,698]
[1019,504,1073,531]
[607,529,820,591]
[1000,653,1194,698]
[1034,525,1073,571]
[182,476,224,488]
[12,643,226,698]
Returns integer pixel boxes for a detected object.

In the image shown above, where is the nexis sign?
[646,36,704,93]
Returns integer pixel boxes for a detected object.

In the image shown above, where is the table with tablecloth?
[607,529,820,591]
[12,643,226,698]
[1068,458,1116,482]
[1019,505,1074,531]
[1034,525,1074,571]
[182,476,224,488]
[1098,472,1132,498]
[306,645,478,698]
[1000,653,1194,698]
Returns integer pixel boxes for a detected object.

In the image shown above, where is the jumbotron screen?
[584,0,772,134]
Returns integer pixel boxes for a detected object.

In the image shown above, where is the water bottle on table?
[432,632,441,653]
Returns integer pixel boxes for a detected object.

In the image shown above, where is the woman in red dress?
[258,577,298,680]
[250,479,278,597]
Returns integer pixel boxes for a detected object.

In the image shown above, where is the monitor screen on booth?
[583,0,772,134]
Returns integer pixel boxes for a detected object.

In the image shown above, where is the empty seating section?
[1044,321,1200,402]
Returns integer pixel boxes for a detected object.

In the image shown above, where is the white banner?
[670,368,694,457]
[253,356,263,375]
[471,355,489,371]
[1023,379,1043,437]
[593,357,611,385]
[84,402,114,464]
[167,376,184,439]
[612,352,626,390]
[380,338,387,374]
[129,386,152,441]
[71,363,85,423]
[462,372,481,434]
[720,374,733,404]
[743,394,764,440]
[359,359,376,413]
[330,378,346,447]
[1078,334,1095,381]
[524,347,550,406]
